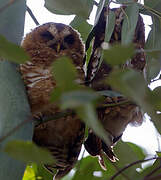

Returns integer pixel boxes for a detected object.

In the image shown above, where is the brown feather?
[84,6,145,169]
[20,22,85,179]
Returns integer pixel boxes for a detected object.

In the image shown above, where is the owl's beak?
[56,43,61,53]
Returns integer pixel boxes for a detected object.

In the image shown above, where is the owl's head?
[22,23,85,67]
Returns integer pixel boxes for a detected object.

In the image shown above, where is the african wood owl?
[84,7,145,169]
[20,22,85,179]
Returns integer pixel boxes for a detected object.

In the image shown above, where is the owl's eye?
[64,34,75,45]
[40,31,54,41]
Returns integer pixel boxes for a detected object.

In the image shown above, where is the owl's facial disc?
[46,33,75,53]
[64,34,75,45]
[40,31,54,41]
[40,23,76,54]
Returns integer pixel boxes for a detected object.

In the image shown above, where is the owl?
[84,7,145,169]
[20,23,85,179]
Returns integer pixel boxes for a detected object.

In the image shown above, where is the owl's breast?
[20,61,56,115]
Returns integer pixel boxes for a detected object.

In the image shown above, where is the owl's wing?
[84,6,145,170]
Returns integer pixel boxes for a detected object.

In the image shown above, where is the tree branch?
[26,6,39,26]
[110,157,161,180]
[144,173,161,180]
[144,165,161,180]
[112,163,131,180]
[33,110,74,126]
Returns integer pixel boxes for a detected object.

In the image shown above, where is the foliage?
[0,0,161,180]
[0,1,33,179]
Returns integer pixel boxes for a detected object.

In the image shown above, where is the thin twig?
[110,157,161,180]
[26,6,39,26]
[0,116,33,142]
[34,110,74,126]
[97,100,132,108]
[144,173,161,180]
[112,163,131,180]
[144,165,161,179]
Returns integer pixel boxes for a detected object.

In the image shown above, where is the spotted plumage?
[20,22,85,179]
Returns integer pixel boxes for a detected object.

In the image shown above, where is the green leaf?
[121,3,139,45]
[152,87,161,110]
[146,49,161,59]
[109,141,142,179]
[144,0,161,12]
[52,57,76,84]
[0,35,29,63]
[157,152,161,157]
[59,88,111,146]
[145,16,161,82]
[107,69,147,103]
[0,0,26,45]
[0,1,32,180]
[103,44,134,66]
[105,10,116,43]
[115,141,142,166]
[23,163,53,180]
[4,140,54,165]
[34,163,53,180]
[135,156,161,180]
[70,16,92,41]
[44,0,94,19]
[146,16,161,50]
[61,90,100,109]
[108,69,161,133]
[146,55,161,82]
[50,87,63,102]
[75,142,144,180]
[72,156,102,180]
[0,61,32,180]
[126,142,146,160]
[51,57,79,95]
[77,103,111,147]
